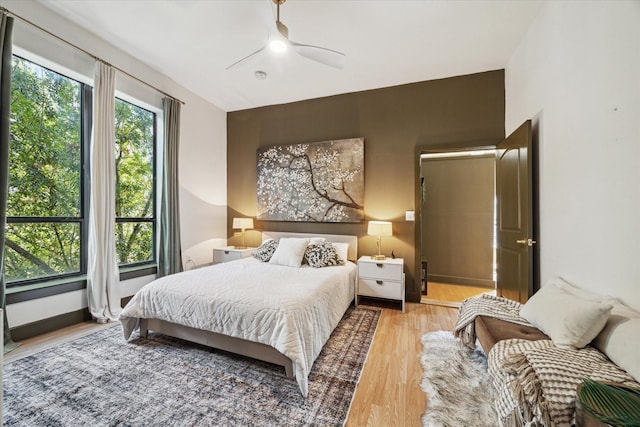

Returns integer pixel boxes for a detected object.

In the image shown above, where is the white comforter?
[119,257,357,396]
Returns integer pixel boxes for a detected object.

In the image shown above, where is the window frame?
[5,55,158,290]
[114,98,158,268]
[5,56,90,287]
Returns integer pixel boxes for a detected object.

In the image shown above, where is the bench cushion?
[475,315,549,353]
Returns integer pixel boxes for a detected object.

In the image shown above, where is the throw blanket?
[490,338,639,427]
[453,294,533,348]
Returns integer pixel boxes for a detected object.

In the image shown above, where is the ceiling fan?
[226,0,346,70]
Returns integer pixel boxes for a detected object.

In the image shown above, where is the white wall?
[2,0,228,327]
[506,1,640,310]
[179,97,228,268]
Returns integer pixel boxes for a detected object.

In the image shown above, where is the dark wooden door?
[496,120,535,303]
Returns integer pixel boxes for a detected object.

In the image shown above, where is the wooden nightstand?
[212,247,255,264]
[356,256,405,312]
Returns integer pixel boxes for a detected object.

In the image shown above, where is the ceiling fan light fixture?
[226,0,345,70]
[268,38,288,53]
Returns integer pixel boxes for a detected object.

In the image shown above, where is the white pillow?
[331,242,349,262]
[268,237,309,267]
[520,284,613,349]
[593,301,640,383]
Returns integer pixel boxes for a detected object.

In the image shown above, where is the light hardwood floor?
[4,321,116,363]
[4,302,459,426]
[346,301,458,426]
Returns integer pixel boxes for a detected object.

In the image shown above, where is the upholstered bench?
[475,315,548,354]
[457,279,640,426]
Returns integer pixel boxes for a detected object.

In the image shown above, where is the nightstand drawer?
[358,278,402,300]
[358,261,403,281]
[213,247,255,264]
[213,249,243,263]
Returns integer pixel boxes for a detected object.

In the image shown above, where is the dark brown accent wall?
[227,70,505,303]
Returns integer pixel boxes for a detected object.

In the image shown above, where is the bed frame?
[139,232,358,378]
[139,318,296,377]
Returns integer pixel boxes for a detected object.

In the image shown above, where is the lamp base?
[371,254,386,260]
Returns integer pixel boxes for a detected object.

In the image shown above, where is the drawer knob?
[376,280,383,285]
[224,251,230,254]
[376,263,383,268]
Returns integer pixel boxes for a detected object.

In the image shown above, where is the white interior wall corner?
[505,0,640,310]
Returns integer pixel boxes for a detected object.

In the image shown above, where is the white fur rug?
[420,331,498,427]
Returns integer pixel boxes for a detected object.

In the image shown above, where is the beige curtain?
[87,61,121,322]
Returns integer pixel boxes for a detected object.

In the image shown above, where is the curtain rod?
[1,6,185,105]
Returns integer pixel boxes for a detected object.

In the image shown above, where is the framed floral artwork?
[257,137,364,222]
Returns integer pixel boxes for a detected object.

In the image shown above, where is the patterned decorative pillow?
[301,238,327,264]
[305,242,345,268]
[252,239,279,262]
[303,244,315,265]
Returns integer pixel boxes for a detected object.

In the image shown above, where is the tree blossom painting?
[257,138,364,222]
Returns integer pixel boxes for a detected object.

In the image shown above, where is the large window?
[5,55,157,287]
[114,99,156,266]
[5,56,87,284]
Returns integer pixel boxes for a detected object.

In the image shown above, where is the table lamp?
[367,221,392,260]
[232,217,254,249]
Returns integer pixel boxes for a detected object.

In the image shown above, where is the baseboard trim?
[10,297,133,342]
[10,309,92,342]
[121,295,133,307]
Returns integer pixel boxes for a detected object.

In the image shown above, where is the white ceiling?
[37,0,545,112]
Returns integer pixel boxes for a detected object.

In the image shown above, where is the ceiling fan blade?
[226,45,267,70]
[255,0,278,33]
[291,42,346,69]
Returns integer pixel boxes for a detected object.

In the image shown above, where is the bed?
[119,232,358,396]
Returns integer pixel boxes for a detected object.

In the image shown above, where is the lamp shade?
[367,221,392,236]
[232,217,254,230]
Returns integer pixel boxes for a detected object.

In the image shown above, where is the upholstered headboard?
[261,231,358,262]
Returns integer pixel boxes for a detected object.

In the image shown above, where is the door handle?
[516,238,537,247]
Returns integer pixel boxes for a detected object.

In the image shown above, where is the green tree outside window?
[4,56,156,285]
[114,98,155,266]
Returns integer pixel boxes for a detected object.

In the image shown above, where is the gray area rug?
[4,307,380,426]
[420,331,498,427]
